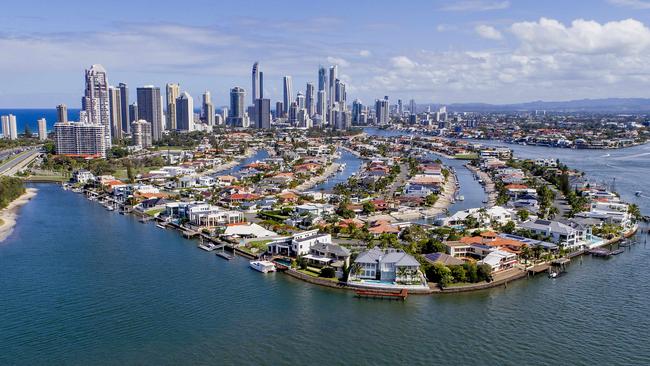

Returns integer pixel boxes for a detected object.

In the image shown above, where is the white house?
[351,248,423,284]
[267,229,332,257]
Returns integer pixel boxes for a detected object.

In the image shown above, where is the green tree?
[502,220,516,234]
[517,209,530,222]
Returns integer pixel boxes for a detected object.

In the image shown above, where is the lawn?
[145,208,165,217]
[298,268,339,282]
[113,166,160,179]
[454,153,479,160]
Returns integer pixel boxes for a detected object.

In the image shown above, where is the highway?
[0,147,41,176]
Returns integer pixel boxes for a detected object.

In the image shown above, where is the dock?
[355,289,408,301]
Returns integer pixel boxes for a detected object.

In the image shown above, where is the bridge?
[0,148,41,176]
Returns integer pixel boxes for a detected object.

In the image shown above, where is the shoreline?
[0,188,38,243]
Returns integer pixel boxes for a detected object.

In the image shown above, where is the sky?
[3,0,650,108]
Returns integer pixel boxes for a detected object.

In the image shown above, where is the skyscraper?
[296,92,305,109]
[288,102,299,125]
[317,66,327,117]
[137,86,163,141]
[227,87,248,127]
[328,65,337,108]
[131,119,152,148]
[56,104,68,123]
[38,118,47,141]
[397,99,403,116]
[375,96,390,125]
[118,83,130,134]
[54,121,106,158]
[83,64,111,146]
[283,76,293,116]
[108,86,122,140]
[166,83,180,130]
[176,91,194,131]
[335,79,346,104]
[1,115,17,140]
[202,90,215,125]
[129,103,138,123]
[409,99,416,115]
[275,102,284,119]
[252,62,261,104]
[317,90,326,121]
[352,99,363,125]
[255,98,271,129]
[305,83,315,116]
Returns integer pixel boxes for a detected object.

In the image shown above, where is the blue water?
[0,108,81,134]
[2,128,650,365]
[312,149,364,192]
[216,149,269,177]
[1,184,649,365]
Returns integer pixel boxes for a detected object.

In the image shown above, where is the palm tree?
[520,244,531,265]
[548,206,559,219]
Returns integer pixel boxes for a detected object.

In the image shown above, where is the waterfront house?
[267,229,332,257]
[223,222,276,238]
[303,242,351,275]
[519,219,592,250]
[478,249,518,272]
[351,248,423,284]
[72,169,95,184]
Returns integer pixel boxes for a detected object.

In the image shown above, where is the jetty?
[355,289,408,301]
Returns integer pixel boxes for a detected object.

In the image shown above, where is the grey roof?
[384,251,420,267]
[311,242,351,257]
[520,219,574,235]
[355,247,383,264]
[424,252,464,266]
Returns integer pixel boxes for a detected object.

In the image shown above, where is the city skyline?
[5,0,650,107]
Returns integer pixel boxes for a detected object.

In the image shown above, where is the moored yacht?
[250,260,276,273]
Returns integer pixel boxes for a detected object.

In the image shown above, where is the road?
[0,147,41,176]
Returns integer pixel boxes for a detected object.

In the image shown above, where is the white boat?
[105,205,114,211]
[198,243,218,251]
[457,195,465,201]
[156,223,166,229]
[250,260,276,273]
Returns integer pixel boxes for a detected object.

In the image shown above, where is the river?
[2,132,650,364]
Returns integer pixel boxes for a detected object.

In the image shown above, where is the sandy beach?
[0,188,38,243]
[421,171,458,218]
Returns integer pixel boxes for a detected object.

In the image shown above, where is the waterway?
[312,149,364,192]
[2,131,650,364]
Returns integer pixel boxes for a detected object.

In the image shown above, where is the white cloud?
[475,25,503,40]
[511,17,650,55]
[441,0,510,11]
[359,50,371,57]
[326,56,350,67]
[390,56,416,69]
[608,0,650,9]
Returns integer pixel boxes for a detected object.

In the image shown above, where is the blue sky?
[3,0,650,107]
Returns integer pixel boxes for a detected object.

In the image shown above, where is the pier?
[354,289,408,301]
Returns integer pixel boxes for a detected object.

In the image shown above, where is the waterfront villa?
[350,248,423,285]
[519,219,593,250]
[267,229,332,257]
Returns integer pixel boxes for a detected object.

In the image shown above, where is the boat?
[635,191,642,197]
[105,205,114,211]
[457,195,465,201]
[249,260,276,273]
[548,271,558,279]
[611,248,625,255]
[156,223,166,229]
[198,243,218,251]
